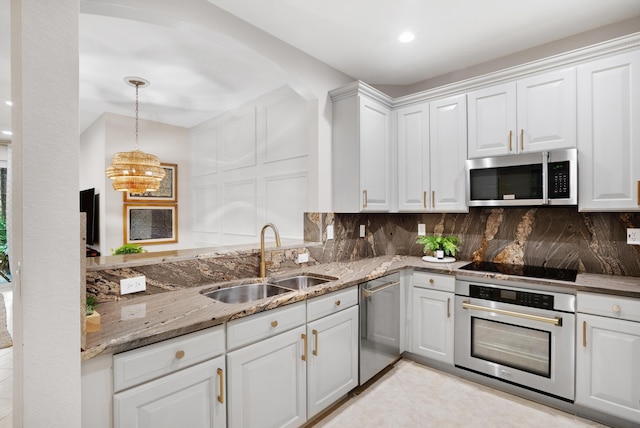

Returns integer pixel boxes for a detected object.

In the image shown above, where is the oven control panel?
[469,284,554,310]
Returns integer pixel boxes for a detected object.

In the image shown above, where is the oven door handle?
[362,281,400,297]
[462,301,563,326]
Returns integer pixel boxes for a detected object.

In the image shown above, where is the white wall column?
[11,0,81,426]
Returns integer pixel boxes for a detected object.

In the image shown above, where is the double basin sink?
[202,275,336,304]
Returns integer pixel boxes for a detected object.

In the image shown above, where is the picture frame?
[124,204,178,245]
[124,163,178,203]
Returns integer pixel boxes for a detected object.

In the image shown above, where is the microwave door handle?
[542,151,549,205]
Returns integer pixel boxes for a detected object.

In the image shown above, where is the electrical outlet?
[297,253,309,263]
[628,228,640,245]
[120,276,146,295]
[326,225,334,240]
[418,224,426,236]
[359,224,366,238]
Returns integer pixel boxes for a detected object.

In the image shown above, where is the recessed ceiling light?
[4,101,12,107]
[398,31,415,43]
[2,131,12,136]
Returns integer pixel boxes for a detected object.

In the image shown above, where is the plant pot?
[86,311,101,333]
[435,250,445,259]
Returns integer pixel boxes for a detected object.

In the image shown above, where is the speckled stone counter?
[81,255,640,361]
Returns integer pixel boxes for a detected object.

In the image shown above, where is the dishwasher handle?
[362,281,400,297]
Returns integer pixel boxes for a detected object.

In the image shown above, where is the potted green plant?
[85,295,100,332]
[111,243,147,255]
[416,234,460,260]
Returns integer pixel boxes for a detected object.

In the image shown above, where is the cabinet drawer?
[578,292,640,322]
[412,271,455,292]
[307,287,358,322]
[114,325,225,392]
[227,301,305,350]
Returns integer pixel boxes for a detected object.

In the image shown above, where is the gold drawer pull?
[216,368,224,404]
[271,320,278,328]
[363,190,368,209]
[312,329,319,356]
[583,321,587,348]
[613,304,621,313]
[509,130,513,151]
[301,333,307,361]
[175,350,185,360]
[520,129,524,150]
[335,300,341,306]
[429,278,434,284]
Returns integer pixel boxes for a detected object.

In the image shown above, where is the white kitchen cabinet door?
[467,82,517,158]
[227,326,307,428]
[397,103,430,211]
[430,94,468,212]
[578,50,640,211]
[331,83,394,212]
[411,288,454,364]
[114,356,226,428]
[359,95,393,211]
[576,313,640,423]
[516,68,576,153]
[307,305,359,419]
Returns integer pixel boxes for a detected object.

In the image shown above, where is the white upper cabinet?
[397,103,430,211]
[578,50,640,211]
[429,94,468,212]
[468,68,576,158]
[396,95,467,213]
[331,83,394,212]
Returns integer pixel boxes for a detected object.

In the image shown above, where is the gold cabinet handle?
[583,320,587,348]
[271,320,278,328]
[363,190,368,209]
[312,329,319,356]
[520,129,524,151]
[431,191,435,209]
[216,368,224,404]
[301,333,307,361]
[335,300,341,306]
[509,130,513,151]
[613,304,621,313]
[423,191,427,209]
[429,278,434,284]
[175,350,185,360]
[447,298,451,318]
[637,181,639,206]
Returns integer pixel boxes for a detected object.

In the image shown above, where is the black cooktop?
[459,261,578,282]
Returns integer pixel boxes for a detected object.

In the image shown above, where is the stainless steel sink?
[203,282,294,304]
[270,274,336,290]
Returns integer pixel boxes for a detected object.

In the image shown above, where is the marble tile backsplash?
[304,208,640,277]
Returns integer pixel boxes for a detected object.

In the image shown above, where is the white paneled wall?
[191,86,310,246]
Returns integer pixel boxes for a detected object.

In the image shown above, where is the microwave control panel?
[548,161,570,199]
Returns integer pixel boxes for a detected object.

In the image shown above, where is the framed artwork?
[124,163,178,203]
[124,204,178,245]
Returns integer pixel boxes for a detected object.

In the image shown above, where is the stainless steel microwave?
[466,148,577,207]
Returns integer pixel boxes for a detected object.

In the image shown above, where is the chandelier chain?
[134,82,140,150]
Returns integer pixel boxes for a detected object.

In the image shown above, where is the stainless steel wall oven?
[454,279,576,401]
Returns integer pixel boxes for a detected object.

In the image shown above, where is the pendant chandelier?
[105,77,165,193]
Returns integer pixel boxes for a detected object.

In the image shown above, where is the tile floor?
[315,359,610,428]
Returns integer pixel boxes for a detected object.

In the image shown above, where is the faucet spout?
[259,223,281,278]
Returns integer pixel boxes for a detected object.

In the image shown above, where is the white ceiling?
[1,0,640,136]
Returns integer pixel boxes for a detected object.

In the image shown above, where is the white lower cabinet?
[114,356,226,428]
[576,293,640,424]
[410,271,455,364]
[307,305,359,419]
[227,325,307,428]
[113,326,227,428]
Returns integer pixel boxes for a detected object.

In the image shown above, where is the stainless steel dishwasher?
[359,272,401,384]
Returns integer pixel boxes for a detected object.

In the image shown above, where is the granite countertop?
[82,255,640,361]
